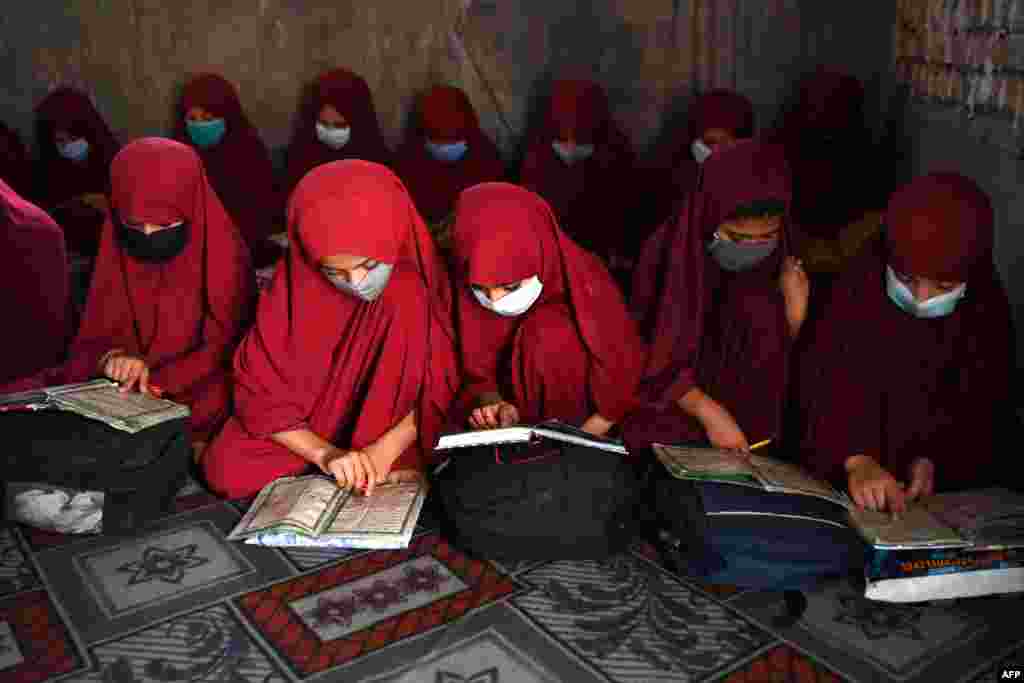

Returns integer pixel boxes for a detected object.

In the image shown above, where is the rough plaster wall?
[1,0,802,161]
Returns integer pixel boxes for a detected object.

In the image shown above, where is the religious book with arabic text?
[227,475,427,549]
[434,419,628,455]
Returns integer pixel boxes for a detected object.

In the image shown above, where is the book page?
[653,444,758,479]
[435,426,533,450]
[325,481,423,536]
[920,489,1024,546]
[748,454,849,506]
[532,422,628,454]
[52,383,190,431]
[233,477,340,537]
[849,504,967,549]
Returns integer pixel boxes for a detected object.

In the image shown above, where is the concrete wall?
[0,0,803,163]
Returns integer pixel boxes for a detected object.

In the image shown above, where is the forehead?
[721,214,782,236]
[321,252,368,269]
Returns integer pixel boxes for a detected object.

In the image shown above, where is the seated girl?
[176,73,281,267]
[794,173,1014,513]
[59,137,255,458]
[202,161,459,500]
[623,139,808,453]
[450,182,645,437]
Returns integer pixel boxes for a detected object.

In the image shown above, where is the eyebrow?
[325,258,375,272]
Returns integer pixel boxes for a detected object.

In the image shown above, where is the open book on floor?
[227,475,428,549]
[0,378,190,434]
[434,419,628,455]
[654,444,1024,551]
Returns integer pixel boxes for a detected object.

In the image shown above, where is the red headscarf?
[231,160,458,469]
[780,68,873,239]
[635,89,757,282]
[796,173,1012,491]
[0,123,35,200]
[636,139,794,443]
[451,182,645,425]
[0,179,70,386]
[35,88,121,255]
[175,73,280,266]
[63,138,256,440]
[283,69,393,197]
[393,86,504,223]
[518,79,636,259]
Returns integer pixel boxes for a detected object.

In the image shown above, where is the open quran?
[435,420,628,455]
[0,379,190,434]
[227,475,427,549]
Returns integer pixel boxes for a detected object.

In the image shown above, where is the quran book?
[227,475,427,549]
[434,420,628,455]
[0,379,190,433]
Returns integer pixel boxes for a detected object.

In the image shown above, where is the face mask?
[116,220,189,264]
[316,123,352,150]
[472,276,544,317]
[707,233,779,272]
[425,140,469,163]
[58,138,90,162]
[691,139,713,164]
[322,263,393,302]
[186,118,227,149]
[552,141,595,166]
[885,266,966,319]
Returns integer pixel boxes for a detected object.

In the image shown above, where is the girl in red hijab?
[283,68,393,198]
[394,85,504,225]
[60,137,256,455]
[0,178,70,386]
[35,88,121,257]
[0,122,35,200]
[202,160,459,500]
[794,173,1014,514]
[518,79,636,268]
[623,139,808,453]
[176,73,281,267]
[450,183,645,437]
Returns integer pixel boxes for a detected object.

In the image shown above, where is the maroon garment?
[203,160,459,499]
[283,69,393,197]
[796,173,1013,491]
[394,86,504,223]
[62,138,256,441]
[518,79,636,260]
[625,139,794,448]
[640,90,756,234]
[35,88,121,255]
[451,182,645,426]
[175,73,280,266]
[0,179,70,385]
[0,122,35,199]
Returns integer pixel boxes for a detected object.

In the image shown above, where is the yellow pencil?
[749,439,773,451]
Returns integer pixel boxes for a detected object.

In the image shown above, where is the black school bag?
[0,410,192,535]
[434,441,646,561]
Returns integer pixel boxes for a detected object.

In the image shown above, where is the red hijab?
[175,73,280,265]
[638,139,794,442]
[284,69,393,197]
[0,123,34,200]
[518,79,636,258]
[231,160,458,468]
[797,173,1013,491]
[451,182,645,425]
[780,68,873,239]
[0,179,70,386]
[394,86,504,223]
[64,138,256,440]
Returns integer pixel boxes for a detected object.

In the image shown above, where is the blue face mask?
[186,118,227,149]
[322,263,394,302]
[885,266,966,319]
[425,140,469,163]
[59,138,90,162]
[707,233,779,272]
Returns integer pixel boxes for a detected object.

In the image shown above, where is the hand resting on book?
[470,400,520,430]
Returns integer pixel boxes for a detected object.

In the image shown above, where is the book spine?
[867,547,1024,580]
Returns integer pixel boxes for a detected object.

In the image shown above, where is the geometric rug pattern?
[1,477,1022,683]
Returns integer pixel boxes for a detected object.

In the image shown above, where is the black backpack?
[434,441,647,561]
[1,410,192,535]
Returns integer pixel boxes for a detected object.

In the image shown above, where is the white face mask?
[885,266,966,319]
[472,276,543,317]
[552,141,595,166]
[691,139,713,164]
[316,123,352,150]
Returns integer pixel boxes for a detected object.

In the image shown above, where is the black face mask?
[116,220,189,263]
